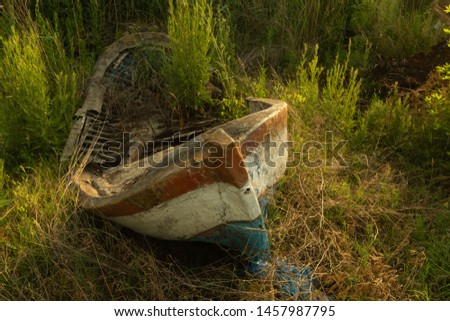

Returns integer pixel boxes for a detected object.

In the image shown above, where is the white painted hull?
[63,32,289,255]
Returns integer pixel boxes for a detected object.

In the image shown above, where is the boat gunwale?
[76,98,288,211]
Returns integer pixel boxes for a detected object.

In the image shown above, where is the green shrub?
[322,49,361,138]
[423,91,450,158]
[412,6,450,162]
[351,0,439,59]
[221,0,355,69]
[283,45,361,138]
[283,45,323,132]
[354,95,412,150]
[0,25,77,167]
[431,6,450,156]
[0,159,11,209]
[164,0,242,119]
[163,0,215,116]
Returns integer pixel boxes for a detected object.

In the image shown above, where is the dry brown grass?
[269,163,407,300]
[0,138,441,301]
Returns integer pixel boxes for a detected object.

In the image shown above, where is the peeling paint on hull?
[63,32,289,257]
[78,99,288,256]
[109,182,261,240]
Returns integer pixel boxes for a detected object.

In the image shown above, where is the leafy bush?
[425,91,450,133]
[221,0,355,69]
[283,45,361,138]
[351,0,439,59]
[163,0,242,119]
[414,5,450,161]
[0,25,77,167]
[354,95,412,150]
[0,159,11,209]
[322,49,362,138]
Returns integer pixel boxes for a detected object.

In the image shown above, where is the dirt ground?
[370,40,450,97]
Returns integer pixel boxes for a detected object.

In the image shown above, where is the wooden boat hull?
[64,32,289,257]
[76,98,288,255]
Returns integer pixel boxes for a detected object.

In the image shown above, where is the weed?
[252,64,269,98]
[0,23,77,168]
[429,8,450,157]
[0,159,11,209]
[322,47,361,138]
[352,0,440,59]
[282,45,361,138]
[163,0,243,119]
[354,94,412,151]
[163,0,215,116]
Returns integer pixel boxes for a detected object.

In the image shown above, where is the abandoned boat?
[62,31,320,298]
[62,32,288,258]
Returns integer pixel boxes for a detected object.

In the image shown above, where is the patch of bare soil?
[370,41,450,99]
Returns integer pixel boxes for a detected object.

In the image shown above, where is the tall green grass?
[164,0,215,115]
[221,0,440,68]
[0,159,11,209]
[352,0,440,59]
[30,0,169,61]
[221,0,355,69]
[164,0,242,119]
[279,45,361,138]
[0,24,77,168]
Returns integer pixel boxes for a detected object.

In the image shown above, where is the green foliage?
[164,0,215,115]
[164,0,243,119]
[417,9,450,161]
[1,27,50,162]
[0,25,77,167]
[221,0,355,68]
[252,64,269,98]
[322,48,361,138]
[431,6,450,156]
[283,45,361,137]
[354,95,412,150]
[0,159,11,209]
[436,4,450,79]
[283,45,323,132]
[352,0,439,59]
[425,92,450,147]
